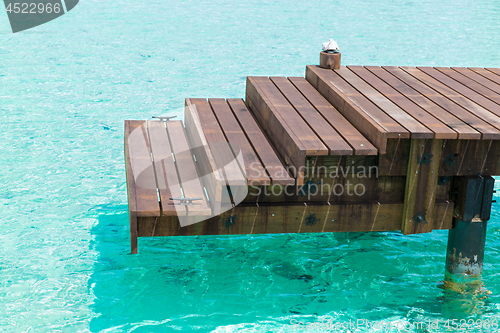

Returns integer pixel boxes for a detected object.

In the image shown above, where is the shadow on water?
[87,207,499,332]
[88,204,307,332]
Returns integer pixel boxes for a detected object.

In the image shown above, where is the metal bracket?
[152,115,177,122]
[451,176,495,222]
[169,197,203,206]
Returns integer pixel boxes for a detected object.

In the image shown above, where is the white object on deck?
[322,39,339,53]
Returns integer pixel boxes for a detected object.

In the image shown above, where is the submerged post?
[445,176,494,283]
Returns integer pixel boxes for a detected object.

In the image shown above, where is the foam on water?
[1,0,500,331]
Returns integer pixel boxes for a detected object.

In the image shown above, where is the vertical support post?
[402,139,442,234]
[130,212,138,254]
[446,219,486,276]
[445,176,494,282]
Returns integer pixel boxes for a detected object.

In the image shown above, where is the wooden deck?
[125,64,500,253]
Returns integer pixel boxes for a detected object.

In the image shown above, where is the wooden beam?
[124,121,160,217]
[336,67,433,139]
[228,98,295,186]
[209,98,271,186]
[393,66,500,139]
[402,139,443,234]
[125,120,161,253]
[184,99,226,215]
[166,120,212,217]
[270,76,353,155]
[349,66,457,139]
[147,120,182,216]
[419,67,500,118]
[246,77,310,184]
[306,65,398,154]
[365,66,479,140]
[137,201,453,237]
[288,76,378,155]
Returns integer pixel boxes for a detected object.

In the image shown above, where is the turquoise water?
[1,0,500,331]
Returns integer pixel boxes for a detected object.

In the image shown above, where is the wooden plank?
[383,66,500,140]
[306,65,396,154]
[440,139,499,176]
[124,121,138,254]
[451,67,500,98]
[147,120,182,216]
[336,67,433,139]
[137,201,453,237]
[486,68,500,78]
[270,76,353,155]
[184,99,225,215]
[400,66,500,138]
[319,67,410,138]
[468,67,500,92]
[348,66,457,139]
[246,77,307,184]
[421,67,500,116]
[208,98,270,186]
[227,98,294,185]
[124,120,160,217]
[365,66,479,140]
[166,120,212,216]
[188,98,246,185]
[308,139,500,177]
[401,139,442,234]
[251,76,328,155]
[288,76,378,155]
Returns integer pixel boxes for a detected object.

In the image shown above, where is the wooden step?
[245,75,377,184]
[125,119,212,219]
[185,98,294,186]
[306,65,500,153]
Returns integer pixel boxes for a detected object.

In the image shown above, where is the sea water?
[1,0,500,331]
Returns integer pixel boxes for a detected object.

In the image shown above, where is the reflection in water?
[438,272,492,319]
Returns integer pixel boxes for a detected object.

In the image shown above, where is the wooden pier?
[125,56,500,263]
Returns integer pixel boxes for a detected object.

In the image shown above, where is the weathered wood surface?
[246,76,329,184]
[365,66,479,140]
[349,66,457,139]
[209,98,270,186]
[435,67,500,108]
[227,98,295,186]
[306,65,500,150]
[147,120,182,215]
[467,68,500,94]
[271,76,353,155]
[187,98,246,186]
[336,67,433,139]
[408,67,500,128]
[125,120,160,254]
[137,201,453,237]
[288,76,378,155]
[388,66,500,139]
[401,139,442,234]
[320,51,341,70]
[306,65,407,154]
[125,65,500,252]
[125,121,161,217]
[184,99,226,214]
[166,120,212,216]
